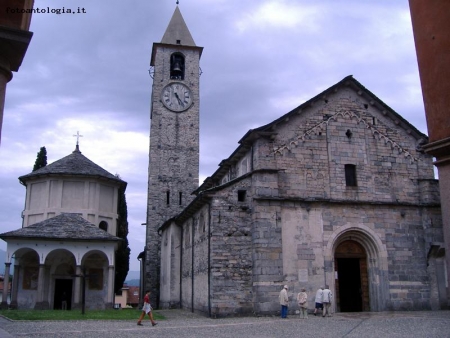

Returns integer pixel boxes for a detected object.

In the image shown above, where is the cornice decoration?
[272,110,420,163]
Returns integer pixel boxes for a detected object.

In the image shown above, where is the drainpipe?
[191,217,194,313]
[179,224,183,309]
[251,146,255,172]
[207,201,212,317]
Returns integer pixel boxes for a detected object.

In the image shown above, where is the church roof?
[242,75,427,143]
[0,213,121,242]
[19,145,126,187]
[161,6,196,47]
[196,75,429,193]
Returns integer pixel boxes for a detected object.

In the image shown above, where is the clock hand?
[174,92,184,106]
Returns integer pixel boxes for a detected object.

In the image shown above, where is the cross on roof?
[73,131,83,146]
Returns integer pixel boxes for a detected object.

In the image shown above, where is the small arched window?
[170,53,185,80]
[99,221,108,232]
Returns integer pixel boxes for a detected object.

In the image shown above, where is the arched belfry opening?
[170,53,185,80]
[335,240,369,312]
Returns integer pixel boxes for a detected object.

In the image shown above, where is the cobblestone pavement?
[0,310,449,338]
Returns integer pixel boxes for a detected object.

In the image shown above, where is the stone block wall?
[269,89,434,205]
[160,223,182,309]
[177,204,210,314]
[209,179,254,317]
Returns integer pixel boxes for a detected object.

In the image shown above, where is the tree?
[32,146,47,171]
[114,176,130,294]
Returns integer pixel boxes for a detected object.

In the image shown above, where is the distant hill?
[124,271,140,286]
[124,270,140,286]
[125,279,140,286]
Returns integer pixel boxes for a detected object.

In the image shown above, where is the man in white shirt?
[279,285,289,318]
[313,287,323,316]
[322,285,333,317]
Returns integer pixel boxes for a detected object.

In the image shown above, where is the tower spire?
[160,6,196,46]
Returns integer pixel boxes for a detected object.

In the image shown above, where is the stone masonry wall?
[209,178,254,317]
[271,88,434,204]
[178,204,209,314]
[247,89,442,314]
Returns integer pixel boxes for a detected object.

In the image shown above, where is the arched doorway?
[335,240,370,312]
[45,249,76,310]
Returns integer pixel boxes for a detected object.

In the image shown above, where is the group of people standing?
[279,285,332,319]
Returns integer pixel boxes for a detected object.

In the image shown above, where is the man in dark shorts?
[313,286,323,316]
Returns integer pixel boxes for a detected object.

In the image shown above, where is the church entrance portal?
[335,240,369,312]
[54,279,73,310]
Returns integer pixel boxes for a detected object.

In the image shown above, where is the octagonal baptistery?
[19,145,126,235]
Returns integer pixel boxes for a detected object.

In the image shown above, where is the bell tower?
[145,6,203,306]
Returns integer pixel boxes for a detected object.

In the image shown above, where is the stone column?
[1,263,11,309]
[106,265,114,308]
[10,264,19,309]
[72,265,82,310]
[34,264,49,309]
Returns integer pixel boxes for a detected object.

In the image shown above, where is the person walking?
[279,285,289,318]
[61,292,67,310]
[322,285,333,317]
[137,290,157,326]
[297,288,308,319]
[313,286,323,316]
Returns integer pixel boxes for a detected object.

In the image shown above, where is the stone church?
[144,7,446,316]
[0,145,125,310]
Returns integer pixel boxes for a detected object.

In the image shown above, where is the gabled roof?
[19,145,126,188]
[161,6,196,47]
[0,213,121,242]
[244,75,426,143]
[197,75,428,192]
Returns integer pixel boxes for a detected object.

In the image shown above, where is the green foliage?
[32,146,47,172]
[0,309,164,321]
[114,177,130,294]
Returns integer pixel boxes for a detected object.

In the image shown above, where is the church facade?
[0,145,125,310]
[158,76,444,316]
[146,8,446,317]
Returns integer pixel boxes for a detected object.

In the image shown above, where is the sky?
[0,0,428,273]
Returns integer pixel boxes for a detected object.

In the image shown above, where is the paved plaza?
[0,310,449,338]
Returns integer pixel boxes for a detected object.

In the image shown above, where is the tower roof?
[19,145,126,187]
[161,7,196,46]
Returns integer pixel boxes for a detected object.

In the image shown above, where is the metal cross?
[73,131,83,146]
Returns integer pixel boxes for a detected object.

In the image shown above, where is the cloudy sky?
[0,0,427,272]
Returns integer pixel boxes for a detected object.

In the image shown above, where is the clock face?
[161,83,193,112]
